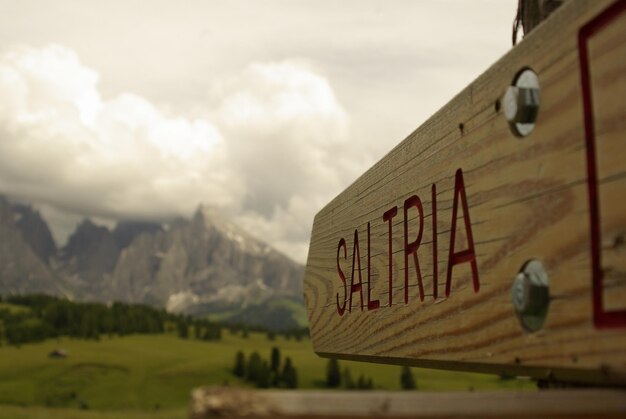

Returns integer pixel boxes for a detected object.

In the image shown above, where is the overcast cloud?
[0,0,517,263]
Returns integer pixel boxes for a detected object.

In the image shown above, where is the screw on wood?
[512,259,550,332]
[504,68,541,137]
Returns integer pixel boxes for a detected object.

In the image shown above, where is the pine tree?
[270,347,281,386]
[203,323,222,341]
[270,347,281,373]
[177,320,188,339]
[257,361,271,388]
[233,350,246,378]
[247,351,262,382]
[326,358,341,388]
[357,374,366,389]
[282,357,298,389]
[342,367,355,389]
[400,366,416,390]
[285,368,298,389]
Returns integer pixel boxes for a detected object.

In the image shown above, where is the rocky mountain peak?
[61,218,120,283]
[113,221,163,249]
[0,196,304,319]
[193,205,226,230]
[63,219,111,255]
[0,196,13,223]
[11,203,57,264]
[110,205,303,308]
[192,205,270,257]
[0,195,60,295]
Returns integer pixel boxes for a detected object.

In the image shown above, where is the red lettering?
[446,168,480,297]
[404,195,424,303]
[334,169,481,316]
[383,206,398,307]
[432,183,438,300]
[336,238,347,316]
[366,222,380,310]
[349,229,364,312]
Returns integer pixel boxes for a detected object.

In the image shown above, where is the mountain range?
[0,196,305,329]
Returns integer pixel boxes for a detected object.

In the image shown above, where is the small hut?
[48,348,68,359]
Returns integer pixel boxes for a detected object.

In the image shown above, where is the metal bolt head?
[503,68,541,137]
[504,86,540,123]
[512,259,550,332]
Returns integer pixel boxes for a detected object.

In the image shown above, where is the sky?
[0,0,517,263]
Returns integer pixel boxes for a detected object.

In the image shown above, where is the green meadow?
[0,331,533,417]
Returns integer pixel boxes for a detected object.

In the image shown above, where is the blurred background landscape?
[0,175,533,419]
[0,0,528,417]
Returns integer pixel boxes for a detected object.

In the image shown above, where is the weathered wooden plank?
[303,0,626,384]
[190,387,626,418]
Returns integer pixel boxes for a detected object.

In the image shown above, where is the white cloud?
[217,61,347,127]
[209,60,369,261]
[213,60,356,208]
[0,45,241,221]
[0,1,519,264]
[0,45,359,262]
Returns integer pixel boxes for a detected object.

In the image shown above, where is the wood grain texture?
[190,388,626,418]
[589,4,626,313]
[303,0,626,384]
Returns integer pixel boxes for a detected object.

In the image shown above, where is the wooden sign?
[303,0,626,385]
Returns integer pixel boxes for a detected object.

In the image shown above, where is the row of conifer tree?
[233,347,298,388]
[232,349,417,390]
[0,294,171,345]
[326,358,416,390]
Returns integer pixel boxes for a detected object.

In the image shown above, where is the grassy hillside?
[0,302,31,314]
[204,296,308,330]
[0,331,533,416]
[0,405,186,419]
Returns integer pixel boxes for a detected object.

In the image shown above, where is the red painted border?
[579,0,626,328]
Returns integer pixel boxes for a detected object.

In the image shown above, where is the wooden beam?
[190,387,626,418]
[303,0,626,384]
